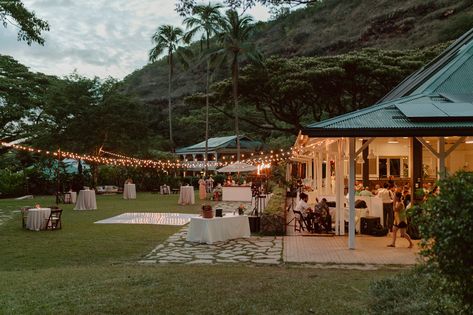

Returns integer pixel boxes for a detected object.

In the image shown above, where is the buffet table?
[178,186,195,205]
[222,186,252,202]
[74,189,97,210]
[186,215,250,244]
[26,208,51,231]
[123,183,136,199]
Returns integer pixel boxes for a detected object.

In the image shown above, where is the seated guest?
[125,178,133,184]
[294,192,314,229]
[314,198,332,232]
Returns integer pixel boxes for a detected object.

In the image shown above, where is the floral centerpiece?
[237,204,246,215]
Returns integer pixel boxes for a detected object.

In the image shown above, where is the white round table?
[74,190,97,210]
[26,208,51,231]
[123,183,136,199]
[178,186,195,205]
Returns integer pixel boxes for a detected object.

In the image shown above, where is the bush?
[0,169,26,197]
[411,171,473,309]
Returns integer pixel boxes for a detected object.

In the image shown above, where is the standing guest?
[378,183,394,231]
[372,184,381,195]
[198,176,206,200]
[206,176,214,193]
[388,192,414,248]
[294,192,314,230]
[359,186,373,197]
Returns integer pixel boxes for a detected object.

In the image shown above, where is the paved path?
[140,227,282,265]
[0,207,18,227]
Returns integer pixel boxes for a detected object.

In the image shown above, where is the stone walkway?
[140,227,283,265]
[0,207,18,227]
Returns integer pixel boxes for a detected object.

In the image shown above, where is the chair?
[45,209,63,230]
[21,206,32,228]
[293,210,312,232]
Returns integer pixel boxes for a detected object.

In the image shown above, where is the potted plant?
[201,204,213,218]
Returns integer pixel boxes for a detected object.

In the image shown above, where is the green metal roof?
[175,135,263,154]
[303,28,473,137]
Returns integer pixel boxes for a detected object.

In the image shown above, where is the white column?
[335,139,344,235]
[348,137,356,249]
[317,153,323,195]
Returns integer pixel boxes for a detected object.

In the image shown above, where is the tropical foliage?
[0,0,49,45]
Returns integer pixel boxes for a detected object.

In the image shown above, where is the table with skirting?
[178,186,195,205]
[186,214,251,244]
[123,184,136,199]
[74,190,97,210]
[26,208,51,231]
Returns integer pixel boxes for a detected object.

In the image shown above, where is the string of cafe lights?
[1,141,297,170]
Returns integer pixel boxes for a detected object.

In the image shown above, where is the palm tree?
[149,25,186,151]
[215,10,262,162]
[183,3,223,175]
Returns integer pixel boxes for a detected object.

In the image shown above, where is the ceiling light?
[465,136,473,144]
[367,149,376,159]
[388,137,399,144]
[356,155,365,164]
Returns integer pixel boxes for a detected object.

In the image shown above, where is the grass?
[0,193,400,314]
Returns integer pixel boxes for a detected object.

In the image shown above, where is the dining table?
[186,214,251,244]
[74,189,97,210]
[26,207,51,231]
[178,186,195,205]
[123,183,136,199]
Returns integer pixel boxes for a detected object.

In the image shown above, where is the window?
[378,157,404,178]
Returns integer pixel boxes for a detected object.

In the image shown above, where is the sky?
[1,0,270,80]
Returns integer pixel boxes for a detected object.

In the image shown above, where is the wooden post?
[410,137,423,204]
[362,140,369,187]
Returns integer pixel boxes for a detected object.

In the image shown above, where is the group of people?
[295,193,332,233]
[198,176,215,200]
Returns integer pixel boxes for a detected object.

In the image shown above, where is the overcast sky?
[1,0,270,79]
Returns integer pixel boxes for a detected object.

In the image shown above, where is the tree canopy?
[0,0,49,45]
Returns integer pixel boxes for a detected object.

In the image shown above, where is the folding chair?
[293,210,312,232]
[21,206,32,228]
[45,209,63,230]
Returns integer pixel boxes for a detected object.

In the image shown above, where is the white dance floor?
[95,212,198,226]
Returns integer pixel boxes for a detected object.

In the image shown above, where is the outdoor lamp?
[367,149,376,159]
[356,154,365,164]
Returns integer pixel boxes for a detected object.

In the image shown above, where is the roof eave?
[301,127,473,138]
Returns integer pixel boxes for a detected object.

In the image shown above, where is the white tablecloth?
[123,184,136,199]
[178,186,195,205]
[64,192,77,204]
[26,208,51,231]
[186,215,251,244]
[74,190,97,210]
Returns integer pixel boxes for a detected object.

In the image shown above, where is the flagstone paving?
[140,227,283,265]
[0,208,18,226]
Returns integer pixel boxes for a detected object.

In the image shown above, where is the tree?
[0,54,50,140]
[214,9,262,161]
[183,3,223,175]
[412,171,473,310]
[149,25,187,151]
[0,0,49,45]
[176,0,321,16]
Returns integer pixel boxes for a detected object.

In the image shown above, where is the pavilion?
[291,28,473,249]
[176,135,264,175]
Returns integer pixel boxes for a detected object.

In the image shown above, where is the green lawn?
[0,193,399,314]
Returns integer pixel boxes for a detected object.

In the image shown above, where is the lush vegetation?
[0,193,399,314]
[369,171,473,314]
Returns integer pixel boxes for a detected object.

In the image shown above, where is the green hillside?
[122,0,473,102]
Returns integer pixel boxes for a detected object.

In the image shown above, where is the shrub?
[411,171,473,309]
[0,169,26,197]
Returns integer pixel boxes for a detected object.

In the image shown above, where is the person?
[294,192,314,230]
[359,186,373,197]
[314,198,332,232]
[213,183,222,201]
[198,176,206,200]
[377,183,394,231]
[125,178,133,184]
[206,176,214,193]
[372,184,381,195]
[226,175,233,186]
[388,192,414,248]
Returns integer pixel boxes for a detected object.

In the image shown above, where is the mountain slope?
[122,0,473,102]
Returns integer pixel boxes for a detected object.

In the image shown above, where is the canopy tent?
[217,162,257,173]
